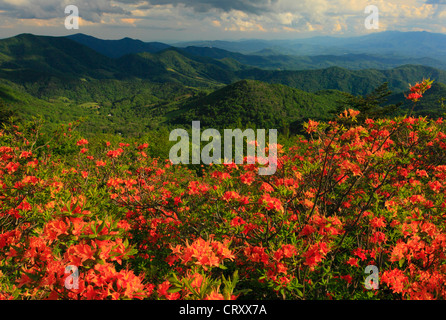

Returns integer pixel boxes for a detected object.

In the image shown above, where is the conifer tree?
[331,82,402,123]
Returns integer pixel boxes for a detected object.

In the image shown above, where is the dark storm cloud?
[0,0,277,23]
[138,0,278,14]
[0,0,130,22]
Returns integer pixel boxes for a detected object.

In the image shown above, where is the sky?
[0,0,445,42]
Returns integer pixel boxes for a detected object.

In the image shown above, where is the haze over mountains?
[174,31,446,59]
[67,31,446,71]
[1,31,446,136]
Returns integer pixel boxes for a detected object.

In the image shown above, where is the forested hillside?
[168,79,345,133]
[0,33,445,137]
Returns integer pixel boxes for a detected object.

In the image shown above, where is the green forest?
[1,33,446,154]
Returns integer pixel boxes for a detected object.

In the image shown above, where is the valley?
[0,32,445,141]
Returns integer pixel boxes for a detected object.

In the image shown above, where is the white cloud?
[0,0,445,40]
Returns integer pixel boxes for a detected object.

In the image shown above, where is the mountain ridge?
[1,32,446,136]
[62,32,446,71]
[66,33,172,58]
[2,33,446,97]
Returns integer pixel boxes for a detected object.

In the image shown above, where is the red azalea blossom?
[107,148,124,158]
[76,139,89,146]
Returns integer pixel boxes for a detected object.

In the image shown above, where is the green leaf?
[90,223,97,236]
[399,258,405,268]
[97,220,106,234]
[167,287,182,294]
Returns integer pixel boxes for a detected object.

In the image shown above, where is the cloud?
[0,0,130,22]
[0,0,445,40]
[143,0,278,14]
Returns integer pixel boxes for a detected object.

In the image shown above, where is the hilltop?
[168,79,346,133]
[67,33,172,58]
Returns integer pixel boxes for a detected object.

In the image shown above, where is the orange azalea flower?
[188,181,210,195]
[370,231,387,244]
[406,78,433,102]
[204,289,225,300]
[211,240,235,261]
[5,162,19,173]
[137,143,149,150]
[17,272,32,288]
[259,182,274,193]
[197,254,220,269]
[239,171,255,185]
[230,216,246,227]
[22,175,39,185]
[340,160,361,176]
[339,109,360,119]
[96,160,106,167]
[106,148,124,158]
[406,92,422,102]
[370,216,386,228]
[303,242,330,269]
[281,244,297,258]
[390,241,408,262]
[346,257,359,267]
[157,280,171,298]
[353,248,367,261]
[302,198,314,209]
[428,180,442,193]
[306,119,319,133]
[172,237,235,270]
[258,194,283,212]
[244,245,269,264]
[76,139,89,146]
[190,273,204,289]
[19,151,32,159]
[65,243,95,266]
[300,224,316,236]
[222,191,240,202]
[408,194,426,205]
[44,218,69,242]
[381,269,409,294]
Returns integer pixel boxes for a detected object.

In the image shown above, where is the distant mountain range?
[176,46,446,71]
[2,33,446,95]
[67,32,446,71]
[0,32,445,135]
[173,31,446,60]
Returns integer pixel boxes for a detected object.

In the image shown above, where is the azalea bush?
[1,79,446,300]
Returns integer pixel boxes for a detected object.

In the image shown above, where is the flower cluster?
[406,78,433,102]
